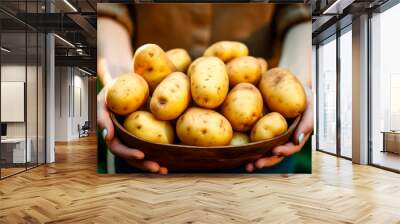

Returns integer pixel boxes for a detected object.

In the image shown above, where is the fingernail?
[102,128,108,140]
[298,132,304,144]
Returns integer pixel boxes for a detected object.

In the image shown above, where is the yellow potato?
[250,112,288,142]
[124,111,174,144]
[133,44,176,90]
[150,72,191,120]
[229,132,250,146]
[105,74,148,116]
[189,57,229,109]
[257,57,268,73]
[166,48,192,73]
[203,41,249,63]
[187,57,208,77]
[176,107,233,146]
[226,56,262,86]
[221,83,263,132]
[259,68,307,118]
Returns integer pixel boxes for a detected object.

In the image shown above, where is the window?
[339,27,352,158]
[0,1,46,179]
[316,26,353,159]
[370,3,400,171]
[317,36,337,154]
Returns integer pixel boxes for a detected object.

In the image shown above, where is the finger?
[142,161,160,173]
[255,156,285,169]
[127,160,160,173]
[273,133,311,156]
[246,163,254,173]
[293,102,314,145]
[272,143,300,157]
[108,138,145,160]
[97,89,115,141]
[98,58,113,85]
[159,167,168,175]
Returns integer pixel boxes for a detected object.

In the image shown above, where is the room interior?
[313,0,400,172]
[0,0,96,179]
[0,0,399,222]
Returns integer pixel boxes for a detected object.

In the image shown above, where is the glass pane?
[1,30,27,177]
[317,37,337,154]
[371,4,400,171]
[339,29,352,158]
[38,33,45,165]
[27,31,38,169]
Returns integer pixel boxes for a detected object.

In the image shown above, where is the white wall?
[54,67,89,141]
[1,65,37,138]
[1,65,25,139]
[54,66,69,141]
[72,73,89,138]
[1,64,46,164]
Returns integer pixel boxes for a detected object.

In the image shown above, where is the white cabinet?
[1,138,32,163]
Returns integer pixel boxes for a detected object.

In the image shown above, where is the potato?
[187,57,208,77]
[226,56,262,86]
[229,132,250,146]
[105,74,149,116]
[257,57,268,73]
[203,41,249,63]
[221,83,263,132]
[133,44,176,90]
[166,48,192,72]
[150,72,191,120]
[176,107,233,146]
[124,111,174,144]
[250,112,288,142]
[259,68,307,118]
[189,57,229,109]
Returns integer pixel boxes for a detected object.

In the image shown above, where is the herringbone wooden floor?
[1,135,400,224]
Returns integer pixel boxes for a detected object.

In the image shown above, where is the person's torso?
[133,4,278,63]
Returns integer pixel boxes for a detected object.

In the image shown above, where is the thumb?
[97,88,114,142]
[293,102,313,145]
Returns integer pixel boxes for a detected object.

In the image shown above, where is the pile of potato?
[105,41,307,147]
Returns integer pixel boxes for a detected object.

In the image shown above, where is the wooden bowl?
[111,114,301,172]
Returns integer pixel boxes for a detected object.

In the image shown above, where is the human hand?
[97,87,168,174]
[246,89,314,172]
[97,18,168,174]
